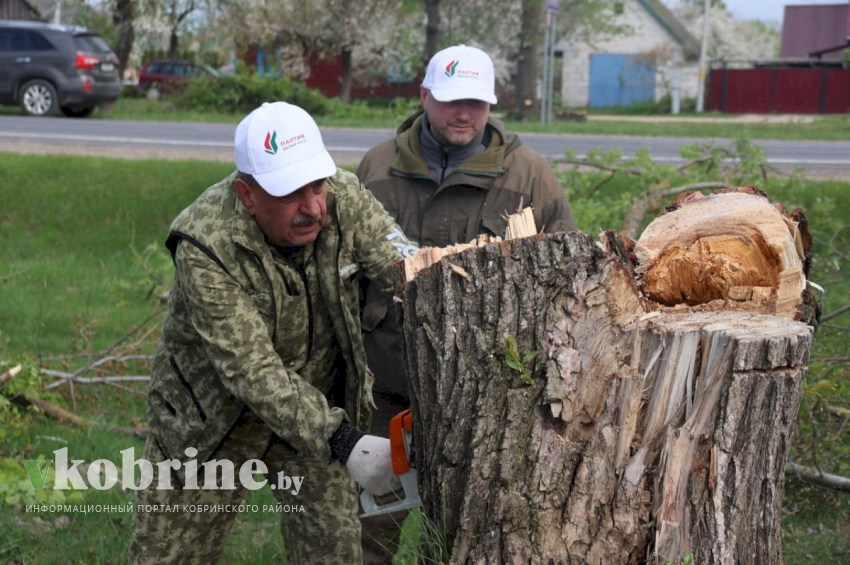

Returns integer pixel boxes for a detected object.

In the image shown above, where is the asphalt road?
[1,115,848,177]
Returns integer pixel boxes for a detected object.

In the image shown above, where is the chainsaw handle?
[389,408,413,475]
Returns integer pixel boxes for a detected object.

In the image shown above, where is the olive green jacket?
[356,111,576,247]
[147,169,416,464]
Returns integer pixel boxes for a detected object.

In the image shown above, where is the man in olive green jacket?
[128,102,418,564]
[356,44,577,562]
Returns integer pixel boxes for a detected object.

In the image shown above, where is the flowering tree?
[95,0,676,106]
[212,0,417,102]
[672,1,780,63]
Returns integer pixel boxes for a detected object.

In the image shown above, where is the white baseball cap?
[422,44,497,105]
[234,101,337,197]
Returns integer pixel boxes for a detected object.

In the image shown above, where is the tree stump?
[399,190,815,563]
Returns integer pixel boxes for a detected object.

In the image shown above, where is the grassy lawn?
[3,95,847,141]
[0,152,848,563]
[102,96,850,140]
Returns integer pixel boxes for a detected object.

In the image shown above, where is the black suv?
[0,20,120,117]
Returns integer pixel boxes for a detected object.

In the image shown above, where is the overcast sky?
[672,0,843,24]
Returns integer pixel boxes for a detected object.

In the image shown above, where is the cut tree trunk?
[398,189,816,563]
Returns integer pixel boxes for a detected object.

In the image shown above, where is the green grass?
[515,114,850,140]
[5,94,846,141]
[0,154,234,356]
[0,152,848,563]
[0,422,142,563]
[107,96,850,140]
[0,416,286,564]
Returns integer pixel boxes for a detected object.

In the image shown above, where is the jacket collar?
[391,111,516,183]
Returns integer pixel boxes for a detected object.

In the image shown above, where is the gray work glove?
[345,435,401,496]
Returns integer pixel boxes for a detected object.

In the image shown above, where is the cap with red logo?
[234,101,337,197]
[422,44,497,105]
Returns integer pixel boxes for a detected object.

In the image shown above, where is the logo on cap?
[264,131,278,155]
[444,60,459,77]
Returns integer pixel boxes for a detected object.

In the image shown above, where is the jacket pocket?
[148,354,210,457]
[248,290,275,335]
[169,357,207,422]
[271,292,310,369]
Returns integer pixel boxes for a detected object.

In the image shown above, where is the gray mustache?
[292,214,322,227]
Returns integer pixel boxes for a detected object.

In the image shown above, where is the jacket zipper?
[440,150,449,183]
[293,254,313,360]
[331,208,361,422]
[235,242,279,343]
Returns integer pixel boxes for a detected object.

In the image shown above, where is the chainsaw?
[359,408,422,517]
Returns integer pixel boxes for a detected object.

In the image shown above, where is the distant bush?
[175,74,331,116]
[589,95,697,116]
[322,97,421,122]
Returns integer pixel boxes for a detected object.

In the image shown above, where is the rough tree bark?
[512,0,545,119]
[112,0,135,79]
[423,0,441,68]
[399,189,816,563]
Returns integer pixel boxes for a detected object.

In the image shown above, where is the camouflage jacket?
[147,169,417,465]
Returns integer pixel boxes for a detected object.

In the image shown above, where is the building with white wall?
[560,0,699,109]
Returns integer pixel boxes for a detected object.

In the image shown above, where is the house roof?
[780,3,850,60]
[640,0,700,60]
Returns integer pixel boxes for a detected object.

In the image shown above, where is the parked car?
[137,59,219,96]
[0,20,120,117]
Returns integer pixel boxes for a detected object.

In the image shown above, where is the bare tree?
[163,0,197,58]
[423,0,441,66]
[512,0,544,118]
[111,0,135,78]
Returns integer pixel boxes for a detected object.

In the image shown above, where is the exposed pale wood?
[635,191,807,320]
[621,181,730,238]
[400,207,537,282]
[504,206,537,240]
[0,364,22,388]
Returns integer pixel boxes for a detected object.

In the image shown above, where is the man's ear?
[233,177,256,215]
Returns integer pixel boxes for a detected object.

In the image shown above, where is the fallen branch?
[827,225,850,264]
[21,395,89,426]
[786,460,850,492]
[551,156,645,177]
[812,356,850,364]
[41,363,152,390]
[13,395,148,439]
[44,374,150,390]
[0,268,29,283]
[821,304,850,323]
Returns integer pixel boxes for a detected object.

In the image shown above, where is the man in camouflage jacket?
[128,102,417,564]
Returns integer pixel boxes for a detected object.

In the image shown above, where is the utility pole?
[695,0,710,112]
[540,0,560,124]
[546,9,557,123]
